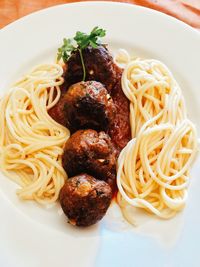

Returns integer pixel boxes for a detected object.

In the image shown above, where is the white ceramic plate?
[0,2,200,267]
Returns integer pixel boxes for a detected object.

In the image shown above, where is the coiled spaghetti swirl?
[0,64,70,204]
[116,55,198,221]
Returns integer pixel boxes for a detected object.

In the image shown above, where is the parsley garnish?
[57,27,106,81]
[74,26,106,49]
[57,38,75,62]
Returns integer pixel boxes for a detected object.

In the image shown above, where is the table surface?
[0,0,200,30]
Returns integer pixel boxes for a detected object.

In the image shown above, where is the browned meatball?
[59,174,112,226]
[65,45,119,92]
[62,129,117,192]
[48,81,116,132]
[63,81,116,132]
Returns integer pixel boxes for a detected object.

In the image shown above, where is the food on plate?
[56,27,118,92]
[108,76,131,150]
[117,57,198,222]
[0,26,198,227]
[51,81,116,133]
[59,173,112,226]
[0,64,69,204]
[62,129,118,192]
[49,27,131,150]
[65,44,120,93]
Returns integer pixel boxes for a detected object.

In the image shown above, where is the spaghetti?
[0,64,70,204]
[116,55,198,221]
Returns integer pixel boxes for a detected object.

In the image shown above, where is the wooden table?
[0,0,200,29]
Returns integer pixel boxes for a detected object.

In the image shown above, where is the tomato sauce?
[108,67,131,152]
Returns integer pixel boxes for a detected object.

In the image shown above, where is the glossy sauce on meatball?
[63,81,116,132]
[62,129,118,192]
[59,174,112,226]
[108,70,131,150]
[65,45,119,92]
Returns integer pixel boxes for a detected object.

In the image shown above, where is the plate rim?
[0,2,200,267]
[1,1,200,38]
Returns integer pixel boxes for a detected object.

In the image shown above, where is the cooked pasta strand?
[116,54,198,220]
[0,64,70,204]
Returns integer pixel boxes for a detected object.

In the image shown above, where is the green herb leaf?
[57,38,76,63]
[74,27,106,49]
[74,31,89,49]
[57,26,106,80]
[90,26,106,38]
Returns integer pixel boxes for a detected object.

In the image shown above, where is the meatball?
[62,129,117,192]
[48,44,131,151]
[65,45,120,92]
[48,81,116,131]
[63,81,116,132]
[59,174,112,226]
